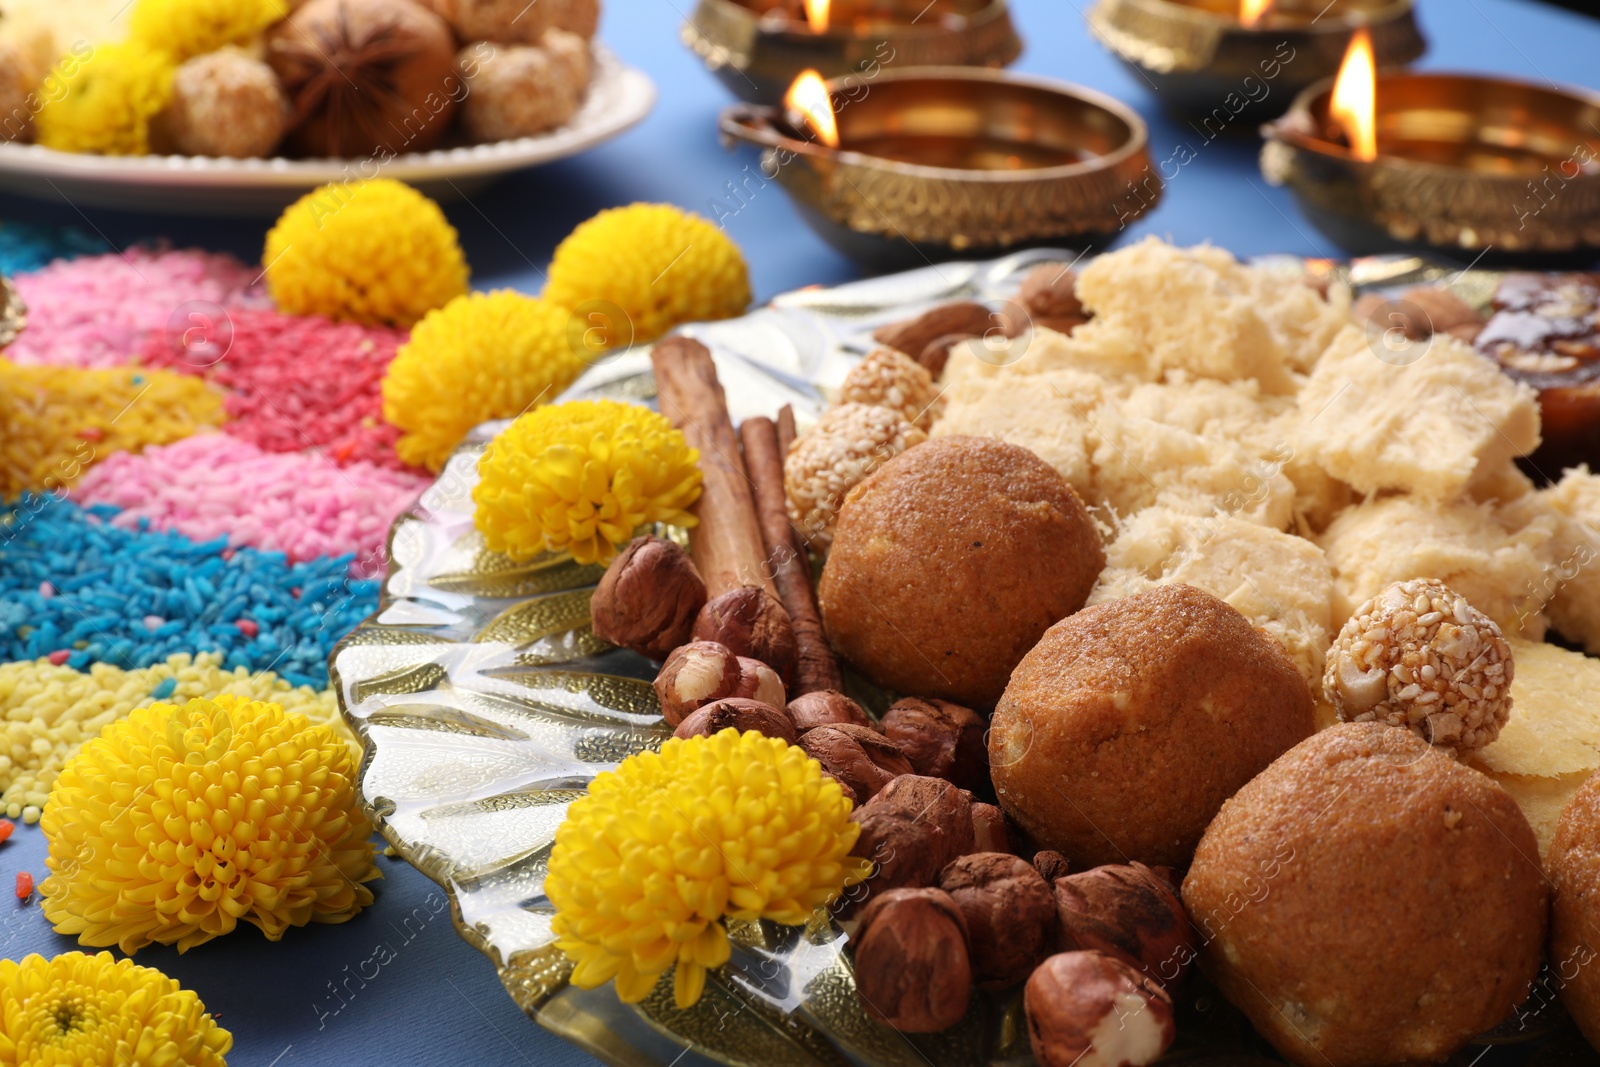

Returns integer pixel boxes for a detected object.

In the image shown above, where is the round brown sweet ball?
[1183,722,1547,1067]
[1547,771,1600,1049]
[158,50,291,158]
[819,436,1102,709]
[990,584,1313,868]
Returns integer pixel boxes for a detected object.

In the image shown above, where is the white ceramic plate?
[0,44,656,217]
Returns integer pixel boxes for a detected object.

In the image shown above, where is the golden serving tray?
[333,250,1578,1066]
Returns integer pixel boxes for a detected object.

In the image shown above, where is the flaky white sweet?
[1293,325,1542,501]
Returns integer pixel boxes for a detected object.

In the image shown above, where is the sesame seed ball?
[158,49,290,159]
[784,402,926,553]
[1323,578,1514,756]
[838,348,942,430]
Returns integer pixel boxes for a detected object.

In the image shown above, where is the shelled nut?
[853,887,972,1033]
[673,697,796,744]
[692,586,799,689]
[799,724,912,802]
[589,535,706,660]
[939,852,1056,987]
[653,641,741,726]
[846,775,975,911]
[1054,863,1194,989]
[788,690,874,732]
[734,657,786,709]
[971,802,1011,854]
[1025,951,1175,1067]
[881,697,988,793]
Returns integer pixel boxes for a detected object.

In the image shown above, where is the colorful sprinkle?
[74,433,426,578]
[0,497,378,687]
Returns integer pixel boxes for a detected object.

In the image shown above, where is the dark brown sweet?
[268,0,460,158]
[989,584,1313,868]
[819,437,1103,709]
[1183,723,1547,1067]
[1546,770,1600,1050]
[1477,271,1600,476]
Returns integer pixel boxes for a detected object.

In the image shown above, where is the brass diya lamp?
[1087,0,1424,118]
[1262,30,1600,261]
[719,66,1159,269]
[683,0,1022,104]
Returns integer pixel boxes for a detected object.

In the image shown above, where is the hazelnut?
[1019,263,1086,319]
[590,536,706,660]
[938,852,1056,987]
[917,333,973,378]
[734,657,786,709]
[652,641,740,726]
[692,586,799,689]
[971,802,1011,855]
[788,690,874,732]
[1034,851,1071,885]
[1054,863,1194,989]
[1025,951,1175,1067]
[845,775,975,913]
[853,887,972,1033]
[798,724,912,803]
[673,697,796,744]
[880,697,989,793]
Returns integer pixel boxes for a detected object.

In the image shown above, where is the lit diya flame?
[784,69,840,148]
[1239,0,1274,28]
[1330,28,1378,161]
[804,0,829,33]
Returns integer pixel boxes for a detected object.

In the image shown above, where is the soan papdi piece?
[457,31,589,141]
[1183,723,1546,1067]
[156,49,291,158]
[990,584,1313,868]
[821,436,1103,709]
[784,402,925,553]
[837,348,941,429]
[1324,578,1513,757]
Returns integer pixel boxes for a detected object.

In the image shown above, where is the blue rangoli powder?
[0,496,378,688]
[0,223,106,277]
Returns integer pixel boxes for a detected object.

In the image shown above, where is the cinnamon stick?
[740,415,842,695]
[777,404,798,458]
[650,337,780,601]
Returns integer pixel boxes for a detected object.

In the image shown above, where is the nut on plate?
[970,802,1010,854]
[590,535,706,660]
[673,698,796,744]
[1025,951,1175,1067]
[1019,264,1086,320]
[873,301,998,373]
[735,657,786,709]
[846,776,975,911]
[653,641,741,725]
[939,852,1056,987]
[799,724,912,803]
[692,586,799,689]
[784,403,926,553]
[158,49,290,159]
[852,887,972,1033]
[838,348,942,430]
[1323,578,1513,756]
[456,31,591,142]
[881,697,989,793]
[1054,863,1194,989]
[1034,850,1071,885]
[788,690,874,732]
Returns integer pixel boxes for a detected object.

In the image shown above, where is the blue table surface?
[1,0,1597,1063]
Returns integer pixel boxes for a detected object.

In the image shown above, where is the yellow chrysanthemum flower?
[40,694,380,955]
[548,729,871,1010]
[381,290,588,472]
[0,951,230,1065]
[34,41,175,156]
[130,0,288,60]
[543,204,751,346]
[263,179,469,328]
[472,399,702,564]
[0,952,231,1066]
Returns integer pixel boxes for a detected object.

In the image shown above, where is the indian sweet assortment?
[0,0,602,157]
[517,239,1600,1067]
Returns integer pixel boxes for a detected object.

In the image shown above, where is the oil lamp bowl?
[1262,71,1600,263]
[683,0,1022,104]
[719,66,1158,269]
[1087,0,1424,119]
